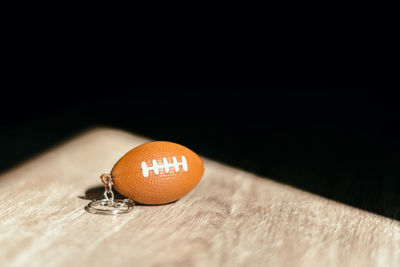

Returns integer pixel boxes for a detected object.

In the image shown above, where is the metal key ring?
[85,173,135,215]
[85,199,135,215]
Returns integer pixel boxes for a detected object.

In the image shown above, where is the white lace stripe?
[141,156,188,177]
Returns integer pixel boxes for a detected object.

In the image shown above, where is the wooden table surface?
[0,128,399,267]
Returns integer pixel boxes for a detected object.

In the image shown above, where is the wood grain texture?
[0,128,399,267]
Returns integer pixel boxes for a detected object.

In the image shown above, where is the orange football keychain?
[85,141,204,215]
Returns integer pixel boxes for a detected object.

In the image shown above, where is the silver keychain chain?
[85,174,134,215]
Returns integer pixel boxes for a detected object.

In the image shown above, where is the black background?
[1,20,399,220]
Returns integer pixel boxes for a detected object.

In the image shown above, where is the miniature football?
[111,141,204,205]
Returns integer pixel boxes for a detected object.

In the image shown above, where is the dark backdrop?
[1,37,399,220]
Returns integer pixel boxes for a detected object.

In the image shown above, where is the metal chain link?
[103,175,114,202]
[85,173,134,215]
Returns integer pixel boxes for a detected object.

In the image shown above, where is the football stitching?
[141,156,188,177]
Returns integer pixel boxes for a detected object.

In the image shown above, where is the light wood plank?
[0,128,399,267]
